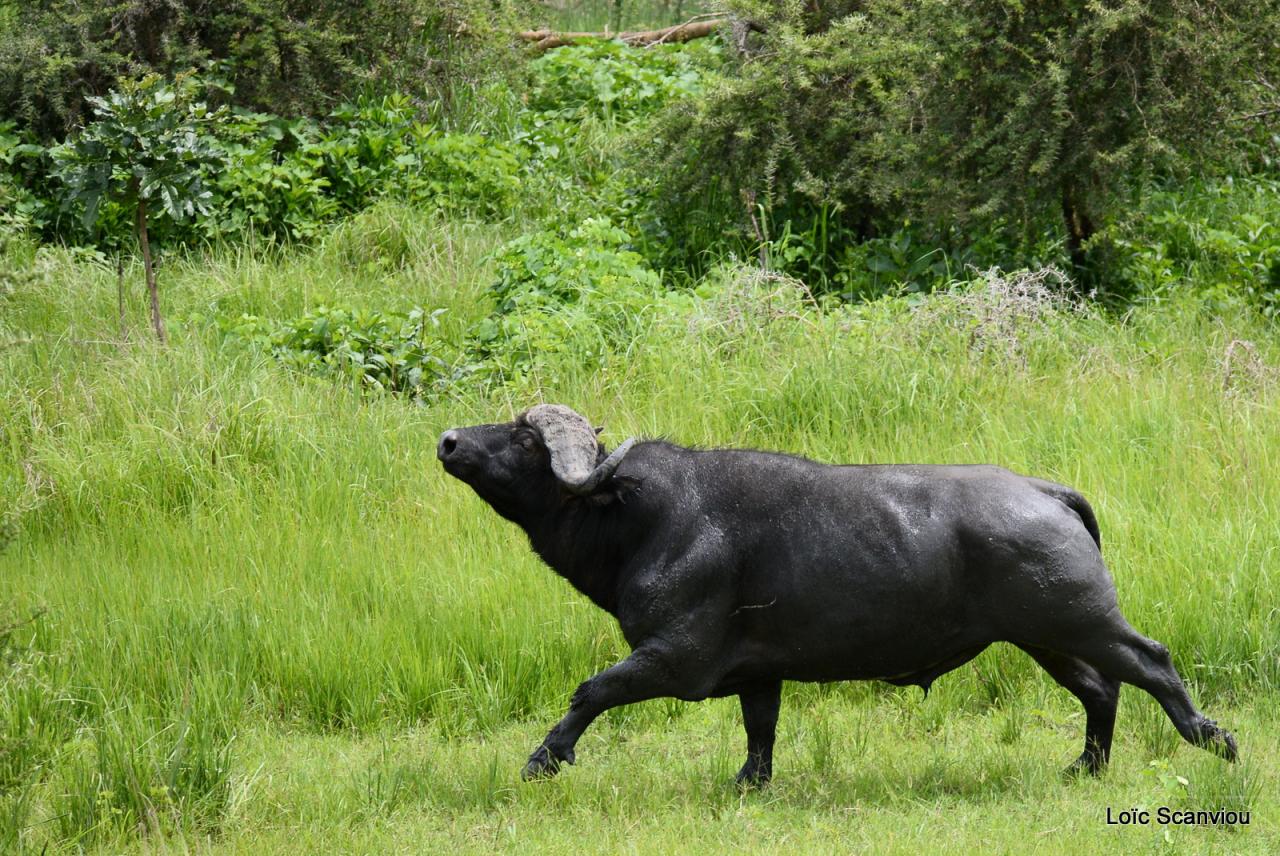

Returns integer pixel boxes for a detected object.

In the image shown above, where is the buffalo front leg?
[736,680,782,787]
[524,647,695,780]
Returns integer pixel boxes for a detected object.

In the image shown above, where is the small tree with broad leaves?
[54,73,222,343]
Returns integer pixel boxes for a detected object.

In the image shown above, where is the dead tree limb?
[518,18,726,52]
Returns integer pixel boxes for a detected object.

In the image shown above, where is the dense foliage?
[470,216,671,383]
[1101,176,1280,317]
[4,90,527,247]
[527,38,719,122]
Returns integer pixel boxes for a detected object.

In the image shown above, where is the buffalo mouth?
[438,455,475,482]
[436,428,476,481]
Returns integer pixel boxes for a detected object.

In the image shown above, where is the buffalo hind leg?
[1068,626,1238,762]
[736,681,782,787]
[1017,645,1119,775]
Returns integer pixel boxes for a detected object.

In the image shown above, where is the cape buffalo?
[437,404,1238,784]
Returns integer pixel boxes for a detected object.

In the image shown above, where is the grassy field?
[2,199,1278,852]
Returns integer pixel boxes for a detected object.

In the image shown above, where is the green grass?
[147,701,1278,855]
[2,202,1278,852]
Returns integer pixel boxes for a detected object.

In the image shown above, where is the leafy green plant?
[317,94,523,218]
[13,88,526,251]
[202,111,338,242]
[470,217,665,383]
[488,217,658,306]
[1099,176,1280,316]
[762,215,953,299]
[410,131,524,218]
[53,74,223,342]
[0,123,55,236]
[527,39,719,123]
[222,305,451,397]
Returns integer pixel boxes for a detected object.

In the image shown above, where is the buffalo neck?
[522,495,630,615]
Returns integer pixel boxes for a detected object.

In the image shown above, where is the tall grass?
[2,205,1278,849]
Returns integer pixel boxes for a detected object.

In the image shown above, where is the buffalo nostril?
[438,430,459,460]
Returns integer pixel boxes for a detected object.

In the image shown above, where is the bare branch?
[518,18,727,52]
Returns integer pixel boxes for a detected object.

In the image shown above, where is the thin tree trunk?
[135,197,166,344]
[609,0,624,34]
[1061,181,1095,273]
[116,254,128,339]
[742,188,769,270]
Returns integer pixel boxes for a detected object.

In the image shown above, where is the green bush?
[316,95,524,218]
[0,123,57,235]
[469,217,668,383]
[197,94,524,243]
[757,211,1066,301]
[222,305,452,397]
[203,112,338,242]
[1100,176,1280,315]
[14,86,526,247]
[527,38,720,123]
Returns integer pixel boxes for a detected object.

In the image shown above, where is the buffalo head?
[437,404,634,518]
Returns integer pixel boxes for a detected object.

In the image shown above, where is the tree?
[879,0,1276,271]
[54,74,221,343]
[0,0,518,143]
[649,0,1280,280]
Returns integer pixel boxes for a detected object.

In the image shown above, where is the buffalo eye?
[515,432,538,453]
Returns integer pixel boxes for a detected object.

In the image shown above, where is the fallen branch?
[1235,105,1280,122]
[519,17,726,52]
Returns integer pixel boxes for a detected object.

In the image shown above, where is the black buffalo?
[437,404,1237,784]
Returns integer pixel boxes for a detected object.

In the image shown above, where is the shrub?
[317,95,524,218]
[469,217,666,383]
[195,94,524,243]
[7,87,526,248]
[526,38,721,123]
[0,124,53,236]
[1099,176,1280,316]
[410,132,525,218]
[199,111,337,243]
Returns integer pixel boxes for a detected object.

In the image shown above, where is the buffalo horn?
[525,404,634,495]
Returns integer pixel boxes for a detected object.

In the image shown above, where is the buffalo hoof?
[1203,721,1239,762]
[522,744,573,781]
[734,759,773,789]
[1063,754,1106,778]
